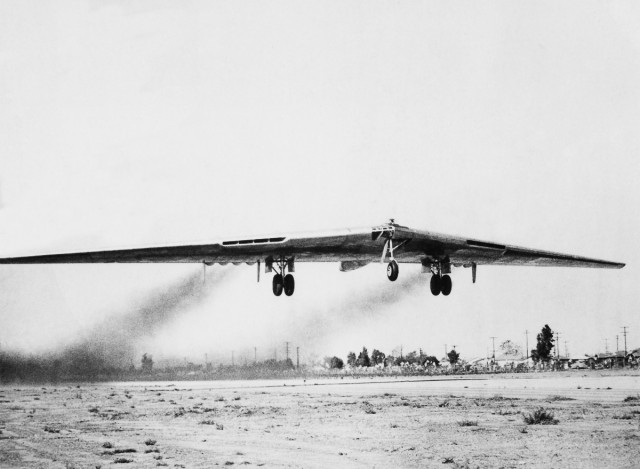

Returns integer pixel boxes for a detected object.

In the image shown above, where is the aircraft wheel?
[272,274,284,296]
[284,274,295,296]
[441,275,452,296]
[387,260,399,281]
[430,274,441,296]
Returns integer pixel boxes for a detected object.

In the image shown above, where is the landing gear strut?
[381,237,400,282]
[268,257,295,297]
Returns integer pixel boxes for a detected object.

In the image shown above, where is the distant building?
[626,348,640,367]
[588,351,627,368]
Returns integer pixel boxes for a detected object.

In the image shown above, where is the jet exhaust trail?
[0,266,231,382]
[276,270,426,353]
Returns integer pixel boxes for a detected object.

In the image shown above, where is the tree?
[356,347,371,367]
[141,353,153,373]
[405,351,419,364]
[500,340,522,357]
[447,349,460,366]
[347,352,357,367]
[330,357,344,369]
[422,355,440,367]
[324,356,344,369]
[371,349,386,366]
[532,324,554,363]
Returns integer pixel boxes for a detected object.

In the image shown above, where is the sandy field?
[1,373,640,468]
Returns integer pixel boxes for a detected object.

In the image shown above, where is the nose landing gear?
[381,237,401,282]
[387,260,399,281]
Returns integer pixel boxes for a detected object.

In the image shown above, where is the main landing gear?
[427,259,453,296]
[268,256,295,297]
[430,273,452,296]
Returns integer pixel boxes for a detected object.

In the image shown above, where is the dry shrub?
[457,420,478,427]
[199,420,224,430]
[546,395,576,401]
[612,414,635,420]
[523,408,558,425]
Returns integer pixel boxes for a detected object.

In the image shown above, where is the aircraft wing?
[407,228,625,269]
[0,222,625,269]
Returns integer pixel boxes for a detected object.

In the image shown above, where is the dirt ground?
[1,373,639,468]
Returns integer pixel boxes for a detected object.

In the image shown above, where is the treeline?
[0,349,131,383]
[325,347,443,369]
[0,350,301,384]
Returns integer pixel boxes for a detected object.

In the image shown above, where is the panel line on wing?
[222,237,286,246]
[466,239,506,250]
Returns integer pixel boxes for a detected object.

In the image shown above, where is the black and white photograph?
[1,1,639,467]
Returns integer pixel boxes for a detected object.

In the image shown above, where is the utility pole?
[296,346,300,370]
[616,335,619,353]
[285,342,290,362]
[490,337,497,360]
[555,332,561,359]
[525,330,529,360]
[622,326,629,367]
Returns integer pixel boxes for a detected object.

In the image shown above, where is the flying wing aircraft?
[0,220,624,297]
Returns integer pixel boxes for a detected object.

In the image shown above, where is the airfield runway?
[1,372,639,468]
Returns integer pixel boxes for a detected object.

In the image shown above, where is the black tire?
[441,275,452,296]
[430,275,441,296]
[284,274,295,296]
[387,260,399,281]
[272,274,283,296]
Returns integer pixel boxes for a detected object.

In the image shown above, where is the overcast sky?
[1,1,638,364]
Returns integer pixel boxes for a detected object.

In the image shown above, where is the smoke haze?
[0,266,232,381]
